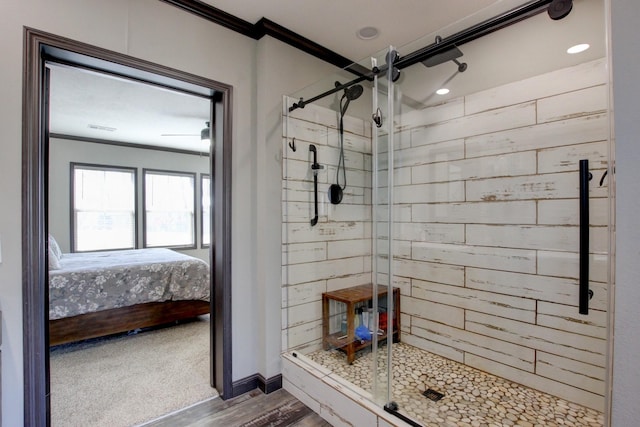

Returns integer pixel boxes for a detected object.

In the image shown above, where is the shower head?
[421,36,468,73]
[548,0,573,20]
[344,84,363,101]
[337,83,364,116]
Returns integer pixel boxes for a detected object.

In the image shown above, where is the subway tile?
[411,151,536,184]
[374,204,412,222]
[286,117,329,144]
[394,258,464,286]
[326,272,372,292]
[466,113,608,158]
[538,141,608,174]
[399,97,465,130]
[412,280,536,323]
[384,222,465,244]
[411,316,535,371]
[326,203,372,222]
[287,319,323,349]
[376,166,412,186]
[392,181,465,204]
[466,267,608,311]
[327,129,372,153]
[412,241,536,274]
[465,58,606,115]
[538,250,609,283]
[536,351,606,395]
[411,102,536,146]
[402,295,464,329]
[538,198,609,226]
[392,139,465,168]
[537,85,608,124]
[283,241,327,265]
[284,280,327,308]
[402,331,464,363]
[287,300,323,327]
[286,221,365,244]
[537,301,608,339]
[288,257,365,285]
[466,224,609,253]
[466,171,608,202]
[327,238,372,259]
[465,311,606,367]
[412,201,537,224]
[465,353,604,411]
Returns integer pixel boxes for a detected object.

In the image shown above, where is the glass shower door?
[370,46,402,415]
[381,1,610,425]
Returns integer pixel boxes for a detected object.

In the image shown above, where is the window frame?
[142,168,197,250]
[70,162,138,253]
[201,173,211,249]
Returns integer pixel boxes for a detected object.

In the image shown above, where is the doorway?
[22,28,233,425]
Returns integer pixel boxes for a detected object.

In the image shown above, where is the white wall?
[0,1,337,425]
[255,37,339,379]
[0,2,254,425]
[48,138,211,261]
[611,0,640,424]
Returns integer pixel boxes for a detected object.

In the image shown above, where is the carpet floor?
[50,315,218,427]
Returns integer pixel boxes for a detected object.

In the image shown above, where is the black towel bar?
[579,159,590,315]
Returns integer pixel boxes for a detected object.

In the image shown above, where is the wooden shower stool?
[322,284,400,364]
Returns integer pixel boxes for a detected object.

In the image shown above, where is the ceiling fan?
[161,121,210,140]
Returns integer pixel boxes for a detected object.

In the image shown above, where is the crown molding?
[159,0,368,75]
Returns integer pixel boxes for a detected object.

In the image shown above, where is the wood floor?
[142,388,332,427]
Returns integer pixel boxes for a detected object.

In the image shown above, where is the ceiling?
[49,64,212,153]
[198,0,514,61]
[49,0,605,153]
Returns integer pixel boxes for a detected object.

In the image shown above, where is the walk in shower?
[282,0,611,425]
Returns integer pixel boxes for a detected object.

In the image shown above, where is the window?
[144,170,195,248]
[201,175,211,247]
[72,164,136,252]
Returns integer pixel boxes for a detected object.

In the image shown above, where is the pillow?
[49,234,63,260]
[48,245,61,270]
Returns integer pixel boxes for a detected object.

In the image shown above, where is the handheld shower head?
[344,84,363,101]
[340,84,363,116]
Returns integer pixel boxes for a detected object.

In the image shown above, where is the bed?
[47,239,211,346]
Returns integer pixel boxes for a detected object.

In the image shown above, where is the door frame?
[22,27,233,425]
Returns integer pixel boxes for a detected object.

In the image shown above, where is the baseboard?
[258,373,283,394]
[229,373,282,398]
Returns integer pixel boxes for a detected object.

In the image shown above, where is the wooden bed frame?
[49,300,210,346]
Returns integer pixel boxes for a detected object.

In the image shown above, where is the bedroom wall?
[48,137,210,262]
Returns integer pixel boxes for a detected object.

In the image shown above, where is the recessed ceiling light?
[436,88,450,95]
[567,43,590,54]
[357,27,379,40]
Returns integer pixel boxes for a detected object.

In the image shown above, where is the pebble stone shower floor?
[307,343,604,427]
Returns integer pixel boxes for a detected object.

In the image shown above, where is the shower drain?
[422,388,445,402]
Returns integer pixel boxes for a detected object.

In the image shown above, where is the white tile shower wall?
[282,97,373,354]
[281,57,609,412]
[397,58,609,411]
